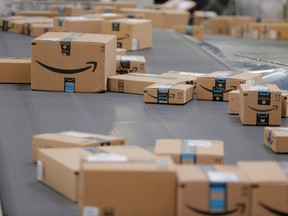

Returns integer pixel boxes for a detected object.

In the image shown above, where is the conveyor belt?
[0,30,287,216]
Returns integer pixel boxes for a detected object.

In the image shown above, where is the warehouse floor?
[0,30,287,216]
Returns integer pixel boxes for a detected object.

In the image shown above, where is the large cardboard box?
[0,58,31,83]
[37,145,155,201]
[228,90,240,114]
[79,156,176,216]
[197,72,262,101]
[32,131,125,163]
[264,127,288,153]
[54,17,104,33]
[31,32,116,92]
[238,161,288,216]
[193,11,217,25]
[116,55,146,74]
[108,73,189,94]
[155,139,224,164]
[8,17,53,33]
[173,25,204,40]
[144,83,194,104]
[24,23,54,37]
[177,165,251,216]
[102,18,152,50]
[239,84,282,126]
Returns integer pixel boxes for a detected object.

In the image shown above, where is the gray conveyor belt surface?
[0,30,287,216]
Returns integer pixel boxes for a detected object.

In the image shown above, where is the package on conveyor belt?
[15,11,60,18]
[154,139,224,164]
[144,83,194,105]
[108,73,190,94]
[173,25,204,40]
[229,16,256,38]
[50,6,84,16]
[0,16,25,31]
[102,18,152,50]
[249,23,267,40]
[79,155,176,216]
[266,23,288,40]
[197,72,262,102]
[116,48,127,55]
[37,146,154,202]
[228,90,240,114]
[206,16,234,35]
[31,32,116,92]
[116,55,146,74]
[193,10,217,26]
[238,161,288,216]
[24,23,54,37]
[32,131,125,163]
[264,127,288,153]
[54,16,104,33]
[0,58,31,83]
[239,84,282,126]
[177,165,251,216]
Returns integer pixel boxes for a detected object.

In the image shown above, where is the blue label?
[181,154,195,163]
[209,182,226,212]
[59,8,65,14]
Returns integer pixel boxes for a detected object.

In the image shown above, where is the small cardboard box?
[79,156,176,216]
[282,91,288,117]
[228,90,240,114]
[0,58,31,83]
[0,16,25,31]
[238,161,288,216]
[197,72,262,101]
[177,165,251,216]
[208,16,234,35]
[266,24,288,40]
[102,18,152,50]
[264,127,288,153]
[37,145,155,202]
[155,139,224,164]
[108,73,189,94]
[54,17,104,33]
[32,131,125,163]
[144,83,194,104]
[24,23,54,37]
[239,84,282,126]
[116,55,146,74]
[193,11,217,25]
[173,25,204,40]
[31,32,116,92]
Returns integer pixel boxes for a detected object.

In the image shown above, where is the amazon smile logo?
[36,61,97,74]
[200,85,236,94]
[117,34,129,40]
[259,202,288,216]
[248,105,278,112]
[117,67,137,74]
[186,203,246,216]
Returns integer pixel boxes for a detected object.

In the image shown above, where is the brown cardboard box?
[238,161,288,216]
[31,32,116,92]
[228,90,240,114]
[144,83,194,104]
[51,6,84,16]
[264,127,288,153]
[9,17,53,33]
[116,48,127,55]
[155,139,224,164]
[93,6,119,14]
[197,72,262,101]
[0,16,25,31]
[282,91,288,117]
[208,16,234,35]
[119,8,147,19]
[173,25,204,40]
[79,156,176,216]
[249,23,266,40]
[32,131,125,163]
[54,17,104,33]
[266,24,288,40]
[93,2,137,9]
[102,18,152,50]
[108,73,189,94]
[177,165,251,216]
[87,13,124,20]
[37,145,155,201]
[24,23,54,37]
[160,71,205,85]
[261,18,281,23]
[193,11,217,25]
[116,55,146,74]
[16,11,60,18]
[239,84,282,126]
[230,16,256,38]
[0,58,31,83]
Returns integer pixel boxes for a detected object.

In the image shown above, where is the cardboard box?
[239,84,282,126]
[102,18,152,50]
[249,23,266,40]
[0,58,31,83]
[264,127,288,153]
[116,55,146,74]
[86,13,124,20]
[228,90,240,114]
[155,139,224,164]
[177,165,251,216]
[24,23,54,37]
[197,72,262,101]
[79,156,176,216]
[193,11,217,25]
[54,17,104,33]
[266,24,288,40]
[282,91,288,117]
[119,8,147,19]
[160,71,205,86]
[93,2,137,9]
[208,16,234,35]
[32,131,125,163]
[144,83,194,104]
[15,11,60,18]
[238,161,288,216]
[93,6,119,14]
[108,73,189,94]
[31,32,116,92]
[161,0,196,11]
[230,16,256,38]
[116,48,127,55]
[0,16,25,31]
[37,145,155,201]
[51,6,84,16]
[8,17,53,33]
[173,25,204,40]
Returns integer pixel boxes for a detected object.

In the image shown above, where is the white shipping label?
[120,56,138,61]
[246,79,255,85]
[186,140,212,148]
[270,30,277,40]
[253,30,259,39]
[249,85,268,91]
[60,131,96,139]
[41,38,60,41]
[132,38,137,50]
[207,171,238,182]
[37,160,43,181]
[178,72,203,76]
[83,206,99,216]
[86,153,129,163]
